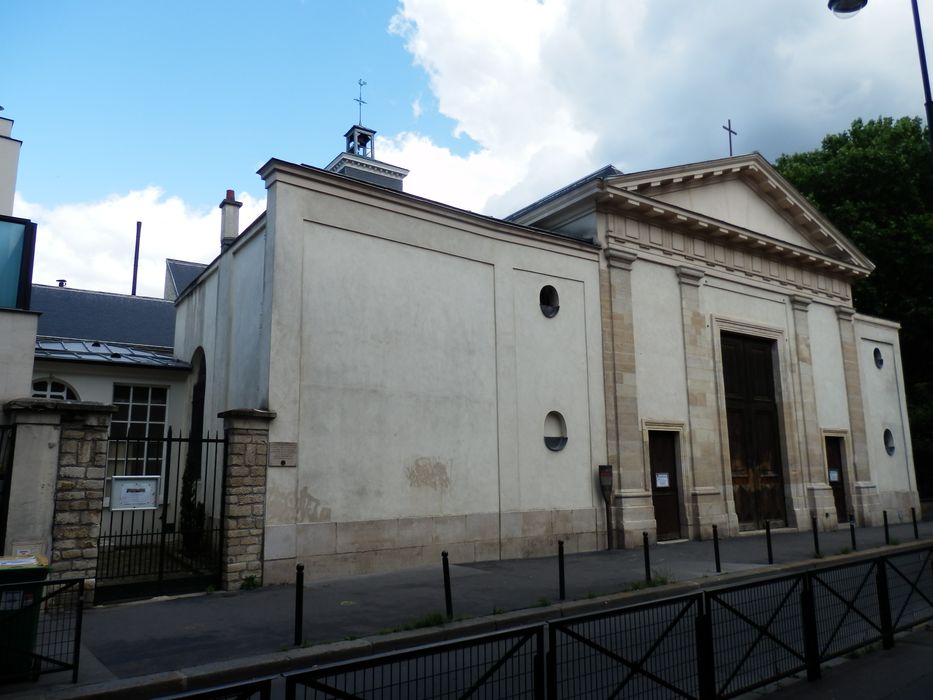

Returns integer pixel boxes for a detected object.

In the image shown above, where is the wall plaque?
[655,472,670,488]
[269,442,298,467]
[111,476,159,511]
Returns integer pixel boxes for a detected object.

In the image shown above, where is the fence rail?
[192,542,933,699]
[284,625,546,700]
[0,577,84,684]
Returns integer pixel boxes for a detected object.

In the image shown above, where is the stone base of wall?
[806,483,841,529]
[263,507,605,584]
[689,487,729,540]
[615,493,655,547]
[876,490,922,524]
[853,481,883,527]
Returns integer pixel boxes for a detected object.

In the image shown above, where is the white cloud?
[16,188,265,298]
[412,96,423,119]
[382,0,925,216]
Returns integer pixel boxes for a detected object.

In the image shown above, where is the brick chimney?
[219,189,242,251]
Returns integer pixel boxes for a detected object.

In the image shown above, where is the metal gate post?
[876,557,895,649]
[157,428,174,591]
[695,595,716,700]
[800,574,821,682]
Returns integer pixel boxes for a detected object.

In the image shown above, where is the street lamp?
[828,0,933,159]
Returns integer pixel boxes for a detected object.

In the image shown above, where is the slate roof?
[34,339,189,369]
[165,259,207,299]
[505,164,623,222]
[31,284,175,349]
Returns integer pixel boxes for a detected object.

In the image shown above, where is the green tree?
[775,116,933,498]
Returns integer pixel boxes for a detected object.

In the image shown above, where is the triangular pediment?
[603,154,873,272]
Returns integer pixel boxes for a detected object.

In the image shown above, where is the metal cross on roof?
[722,119,737,157]
[355,79,367,125]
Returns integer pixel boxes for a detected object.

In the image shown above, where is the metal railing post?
[294,563,305,647]
[884,510,890,545]
[558,540,566,601]
[695,595,716,700]
[876,557,895,649]
[800,574,821,682]
[72,580,85,684]
[642,532,651,583]
[912,507,919,540]
[765,520,774,565]
[442,551,453,620]
[850,516,857,551]
[811,515,820,557]
[713,524,722,573]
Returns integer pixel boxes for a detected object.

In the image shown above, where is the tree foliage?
[775,116,933,496]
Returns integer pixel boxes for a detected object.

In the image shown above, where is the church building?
[172,125,917,581]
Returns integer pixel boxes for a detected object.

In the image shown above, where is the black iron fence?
[181,542,933,699]
[285,626,546,699]
[97,430,226,603]
[0,577,84,684]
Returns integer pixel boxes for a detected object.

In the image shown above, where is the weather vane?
[722,118,737,157]
[355,79,367,125]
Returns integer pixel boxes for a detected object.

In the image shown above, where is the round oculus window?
[873,347,884,369]
[540,285,559,318]
[544,411,567,451]
[883,429,895,456]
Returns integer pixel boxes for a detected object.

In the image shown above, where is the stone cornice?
[836,306,856,322]
[790,295,811,312]
[599,186,867,280]
[601,154,873,273]
[604,247,637,270]
[677,266,704,287]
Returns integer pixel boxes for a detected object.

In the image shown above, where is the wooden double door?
[721,333,787,530]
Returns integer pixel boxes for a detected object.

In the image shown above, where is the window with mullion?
[108,384,168,478]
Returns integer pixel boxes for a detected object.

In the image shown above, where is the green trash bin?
[0,555,49,680]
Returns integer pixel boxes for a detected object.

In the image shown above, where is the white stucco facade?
[176,162,608,581]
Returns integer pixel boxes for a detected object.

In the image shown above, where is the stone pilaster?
[677,267,728,538]
[791,297,839,526]
[836,307,881,525]
[5,399,115,601]
[603,247,653,547]
[219,408,275,589]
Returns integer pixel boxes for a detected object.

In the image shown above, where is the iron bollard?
[294,563,305,647]
[883,510,890,545]
[811,515,820,557]
[765,520,774,565]
[912,507,919,540]
[558,540,566,601]
[850,515,857,551]
[442,551,453,620]
[713,524,721,573]
[642,532,651,583]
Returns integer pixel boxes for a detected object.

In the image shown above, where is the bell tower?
[324,80,408,191]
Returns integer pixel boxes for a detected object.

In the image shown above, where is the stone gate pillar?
[219,408,276,590]
[4,399,115,601]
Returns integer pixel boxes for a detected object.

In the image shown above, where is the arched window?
[32,378,79,401]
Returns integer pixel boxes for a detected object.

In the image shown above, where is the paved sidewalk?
[4,519,932,698]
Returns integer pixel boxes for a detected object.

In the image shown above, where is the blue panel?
[0,219,26,308]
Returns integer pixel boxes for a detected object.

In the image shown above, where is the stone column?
[603,247,652,547]
[791,297,836,527]
[218,408,276,590]
[836,307,880,525]
[4,399,114,601]
[677,267,728,538]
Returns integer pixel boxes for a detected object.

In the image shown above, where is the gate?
[96,430,226,604]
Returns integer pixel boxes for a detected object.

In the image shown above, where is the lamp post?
[828,0,933,160]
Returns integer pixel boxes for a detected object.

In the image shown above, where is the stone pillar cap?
[4,398,117,414]
[218,408,277,421]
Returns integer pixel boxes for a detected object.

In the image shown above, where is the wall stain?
[406,458,451,491]
[297,486,331,522]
